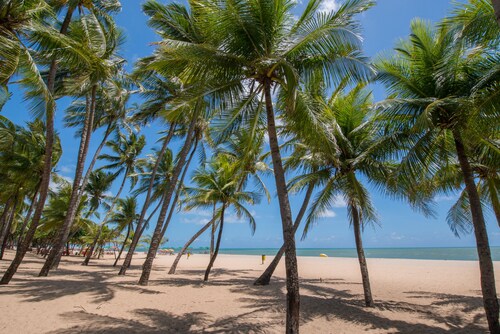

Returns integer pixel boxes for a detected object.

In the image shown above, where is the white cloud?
[319,0,339,13]
[434,194,457,202]
[332,195,347,208]
[184,209,212,217]
[390,232,405,240]
[319,209,336,218]
[182,217,211,225]
[59,165,75,175]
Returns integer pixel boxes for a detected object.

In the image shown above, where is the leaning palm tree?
[183,155,260,281]
[38,5,125,276]
[141,0,373,329]
[0,0,96,284]
[82,132,145,265]
[375,19,500,332]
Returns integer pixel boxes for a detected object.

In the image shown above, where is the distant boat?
[319,253,328,258]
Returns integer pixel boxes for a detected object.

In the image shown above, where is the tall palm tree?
[117,74,180,276]
[82,132,145,265]
[295,85,395,307]
[0,0,95,284]
[375,19,500,332]
[141,1,373,329]
[137,105,209,285]
[39,4,125,276]
[183,155,260,281]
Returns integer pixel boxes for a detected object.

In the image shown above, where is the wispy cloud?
[434,194,457,202]
[59,165,75,175]
[319,209,336,218]
[332,195,347,208]
[319,0,339,13]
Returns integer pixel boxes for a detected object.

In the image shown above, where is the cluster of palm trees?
[1,0,499,333]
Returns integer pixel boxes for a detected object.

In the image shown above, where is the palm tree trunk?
[492,0,500,28]
[80,123,113,195]
[39,85,97,276]
[453,130,499,333]
[0,4,76,285]
[160,139,198,238]
[204,206,225,281]
[17,186,40,246]
[0,198,12,236]
[0,196,18,260]
[254,182,314,286]
[83,167,128,266]
[487,178,500,228]
[168,214,219,275]
[113,222,132,267]
[210,203,216,257]
[119,123,176,275]
[264,79,300,334]
[350,204,374,307]
[138,114,198,286]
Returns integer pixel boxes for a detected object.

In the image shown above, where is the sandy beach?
[0,250,495,333]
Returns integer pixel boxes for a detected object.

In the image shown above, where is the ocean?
[151,247,500,261]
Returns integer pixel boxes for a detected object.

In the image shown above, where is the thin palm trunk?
[264,80,300,334]
[350,204,374,307]
[138,114,198,286]
[168,214,219,275]
[0,198,12,236]
[160,139,198,238]
[204,206,225,281]
[113,222,132,267]
[0,5,76,284]
[453,130,499,333]
[83,167,128,266]
[0,198,17,259]
[210,203,216,257]
[39,85,97,276]
[17,186,40,246]
[0,208,15,259]
[119,123,176,275]
[254,182,314,286]
[492,0,500,28]
[80,123,114,195]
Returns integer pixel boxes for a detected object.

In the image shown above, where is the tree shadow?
[47,308,271,334]
[0,267,162,303]
[225,278,487,333]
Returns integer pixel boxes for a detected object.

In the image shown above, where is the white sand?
[0,250,496,333]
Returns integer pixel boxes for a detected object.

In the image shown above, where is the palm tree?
[64,74,139,198]
[375,19,500,332]
[295,85,396,307]
[117,74,180,276]
[84,170,115,217]
[141,1,373,329]
[0,118,62,260]
[39,4,125,276]
[444,1,499,44]
[183,155,260,281]
[82,132,145,265]
[108,197,139,266]
[0,0,95,284]
[167,125,270,275]
[137,106,209,285]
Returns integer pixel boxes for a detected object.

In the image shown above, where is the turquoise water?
[155,247,500,261]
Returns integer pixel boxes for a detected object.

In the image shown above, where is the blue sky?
[3,0,499,249]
